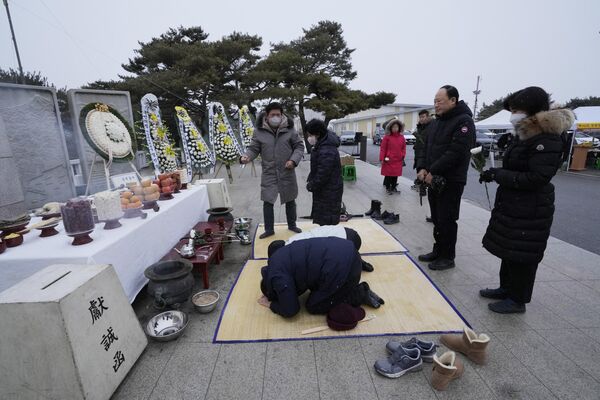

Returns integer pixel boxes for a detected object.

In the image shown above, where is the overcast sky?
[2,0,599,110]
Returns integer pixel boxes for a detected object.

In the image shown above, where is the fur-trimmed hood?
[516,109,575,141]
[255,111,294,133]
[384,117,405,134]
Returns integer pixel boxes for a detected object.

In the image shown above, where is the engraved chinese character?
[88,296,109,324]
[100,327,119,351]
[112,351,125,372]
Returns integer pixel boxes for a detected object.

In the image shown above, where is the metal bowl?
[192,290,220,313]
[145,310,188,342]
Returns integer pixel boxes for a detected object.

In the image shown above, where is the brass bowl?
[192,290,220,313]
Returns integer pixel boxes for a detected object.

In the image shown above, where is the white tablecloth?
[0,184,209,302]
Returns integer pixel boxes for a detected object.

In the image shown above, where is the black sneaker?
[428,258,455,270]
[488,298,526,314]
[383,213,399,225]
[259,231,275,239]
[418,251,439,262]
[288,226,302,233]
[380,210,392,220]
[479,287,509,300]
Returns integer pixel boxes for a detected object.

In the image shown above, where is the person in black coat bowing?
[305,119,343,226]
[258,237,384,317]
[479,87,575,313]
[416,85,476,270]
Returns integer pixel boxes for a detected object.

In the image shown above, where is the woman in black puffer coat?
[305,119,343,226]
[479,87,574,314]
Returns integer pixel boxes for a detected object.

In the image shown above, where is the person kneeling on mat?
[258,237,384,318]
[285,225,374,272]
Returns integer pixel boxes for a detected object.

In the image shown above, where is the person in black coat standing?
[479,87,575,313]
[416,85,476,270]
[258,237,384,317]
[305,119,343,226]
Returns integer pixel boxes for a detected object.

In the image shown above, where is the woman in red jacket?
[380,118,407,194]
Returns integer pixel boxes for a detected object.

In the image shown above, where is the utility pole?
[3,0,25,83]
[472,75,481,120]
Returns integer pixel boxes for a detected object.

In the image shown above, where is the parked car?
[403,131,416,145]
[339,131,356,145]
[574,131,599,147]
[475,129,497,156]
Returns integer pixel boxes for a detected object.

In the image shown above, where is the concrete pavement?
[112,157,600,400]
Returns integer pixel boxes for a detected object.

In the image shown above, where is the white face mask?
[510,113,527,127]
[307,136,317,146]
[268,116,282,127]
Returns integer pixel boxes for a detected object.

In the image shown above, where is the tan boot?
[431,351,464,391]
[439,327,490,365]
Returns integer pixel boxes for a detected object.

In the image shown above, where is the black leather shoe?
[362,261,374,272]
[428,258,455,270]
[488,298,526,314]
[418,251,439,262]
[288,226,302,233]
[368,289,385,305]
[380,210,392,219]
[480,287,509,300]
[259,231,275,239]
[383,213,399,225]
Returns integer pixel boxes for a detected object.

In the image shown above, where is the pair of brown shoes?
[432,327,490,391]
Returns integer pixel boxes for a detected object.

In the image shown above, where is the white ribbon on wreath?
[207,102,243,164]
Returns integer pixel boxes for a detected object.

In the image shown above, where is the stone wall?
[0,83,76,212]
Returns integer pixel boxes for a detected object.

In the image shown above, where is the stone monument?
[0,83,76,210]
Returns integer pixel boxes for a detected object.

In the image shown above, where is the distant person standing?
[479,87,574,313]
[241,102,305,238]
[416,85,476,270]
[413,109,433,171]
[413,109,434,222]
[305,119,343,226]
[380,118,407,194]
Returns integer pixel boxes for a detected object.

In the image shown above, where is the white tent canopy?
[572,106,600,130]
[475,110,512,130]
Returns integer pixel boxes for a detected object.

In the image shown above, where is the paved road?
[342,142,600,255]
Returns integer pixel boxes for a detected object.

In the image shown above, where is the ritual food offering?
[120,190,143,210]
[60,198,95,245]
[158,173,176,200]
[94,191,123,229]
[4,233,23,248]
[34,202,62,219]
[170,172,182,192]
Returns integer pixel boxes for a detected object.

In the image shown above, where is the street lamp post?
[3,0,25,83]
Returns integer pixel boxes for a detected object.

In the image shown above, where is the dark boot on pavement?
[383,213,399,225]
[259,230,275,239]
[370,201,382,220]
[365,200,381,216]
[429,258,455,270]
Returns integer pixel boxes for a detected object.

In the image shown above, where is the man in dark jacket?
[413,109,433,170]
[305,119,343,226]
[416,85,476,270]
[241,102,305,239]
[258,237,383,317]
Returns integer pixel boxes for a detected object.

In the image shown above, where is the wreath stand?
[213,161,235,184]
[84,153,142,196]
